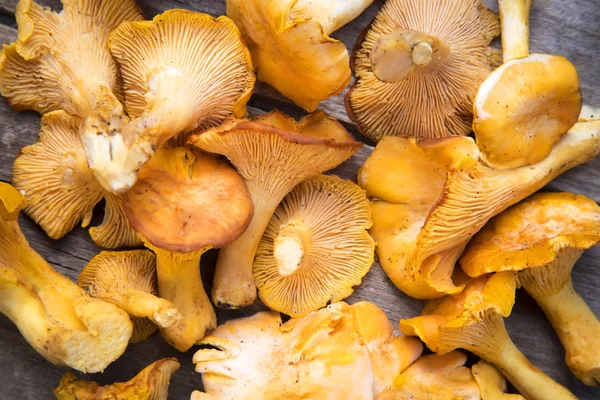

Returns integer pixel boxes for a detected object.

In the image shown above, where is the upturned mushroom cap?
[0,0,142,115]
[78,250,182,343]
[193,302,421,399]
[378,352,480,400]
[226,0,371,111]
[346,0,500,141]
[190,110,361,309]
[254,174,374,317]
[460,192,600,277]
[473,0,582,169]
[472,360,526,400]
[54,357,180,400]
[12,111,140,249]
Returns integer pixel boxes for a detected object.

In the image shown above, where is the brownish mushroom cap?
[190,110,362,309]
[123,147,254,351]
[346,0,500,141]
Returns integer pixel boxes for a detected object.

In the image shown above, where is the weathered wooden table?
[0,0,599,398]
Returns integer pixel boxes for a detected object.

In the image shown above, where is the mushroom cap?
[474,54,582,169]
[472,360,526,400]
[460,192,600,277]
[12,111,141,249]
[108,9,255,143]
[400,271,517,352]
[0,0,142,115]
[254,174,374,317]
[225,0,352,111]
[54,357,180,400]
[190,110,362,210]
[346,0,500,141]
[379,352,480,400]
[123,147,253,253]
[0,182,26,220]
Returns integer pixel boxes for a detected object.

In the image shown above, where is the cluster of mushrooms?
[0,0,598,398]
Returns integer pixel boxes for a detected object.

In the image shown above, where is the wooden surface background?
[0,0,599,399]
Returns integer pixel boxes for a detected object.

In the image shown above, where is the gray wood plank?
[0,0,599,399]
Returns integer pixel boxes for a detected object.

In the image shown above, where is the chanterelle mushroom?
[12,110,140,249]
[473,0,582,169]
[192,301,422,399]
[0,183,132,373]
[400,272,577,400]
[123,147,253,352]
[378,351,480,400]
[54,358,180,400]
[190,110,362,309]
[346,0,500,141]
[472,360,525,400]
[254,174,374,317]
[360,120,600,299]
[78,250,182,344]
[226,0,373,111]
[460,192,600,386]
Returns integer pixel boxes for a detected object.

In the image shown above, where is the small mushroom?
[190,110,362,309]
[472,360,525,400]
[123,147,253,351]
[378,352,480,400]
[361,120,600,299]
[78,250,182,343]
[12,110,140,249]
[400,272,577,400]
[473,0,582,169]
[254,174,374,317]
[346,0,500,141]
[54,358,180,400]
[460,192,600,385]
[226,0,373,111]
[192,302,422,399]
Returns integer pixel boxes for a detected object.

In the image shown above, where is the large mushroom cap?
[474,54,582,169]
[226,0,368,111]
[254,174,374,317]
[346,0,500,141]
[460,192,600,277]
[123,147,253,254]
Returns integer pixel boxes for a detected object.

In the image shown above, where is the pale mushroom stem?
[520,249,600,386]
[156,250,216,352]
[439,311,577,400]
[274,230,305,277]
[109,289,181,329]
[212,206,275,309]
[290,0,374,36]
[371,30,450,83]
[499,0,532,61]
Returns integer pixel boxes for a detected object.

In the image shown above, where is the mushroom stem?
[289,0,374,36]
[498,0,531,61]
[212,206,276,309]
[110,288,181,329]
[274,229,305,277]
[520,248,600,386]
[439,311,577,400]
[155,250,216,352]
[370,30,450,83]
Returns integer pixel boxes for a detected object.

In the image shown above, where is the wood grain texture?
[0,0,599,399]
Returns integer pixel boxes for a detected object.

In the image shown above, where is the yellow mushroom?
[472,360,526,400]
[78,250,182,343]
[460,192,600,385]
[0,183,132,372]
[400,272,577,400]
[123,147,253,351]
[473,0,582,169]
[360,120,600,299]
[190,110,362,309]
[346,0,500,141]
[378,351,480,400]
[254,174,374,317]
[192,301,422,399]
[12,110,140,249]
[226,0,373,112]
[54,358,180,400]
